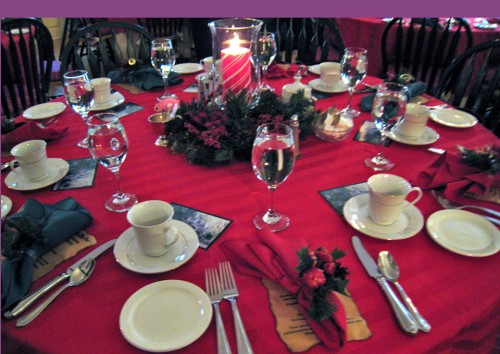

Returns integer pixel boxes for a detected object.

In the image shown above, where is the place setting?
[308,61,349,93]
[89,78,125,111]
[388,103,440,145]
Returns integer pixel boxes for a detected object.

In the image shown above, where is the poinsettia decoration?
[163,89,320,166]
[296,246,349,321]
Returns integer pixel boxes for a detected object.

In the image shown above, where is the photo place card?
[106,102,144,118]
[353,121,391,146]
[52,158,98,191]
[171,203,232,250]
[319,181,369,216]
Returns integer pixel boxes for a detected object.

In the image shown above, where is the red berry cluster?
[300,247,338,289]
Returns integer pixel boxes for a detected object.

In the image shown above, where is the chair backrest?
[434,39,500,136]
[261,18,345,65]
[381,18,473,94]
[59,21,155,79]
[58,18,108,61]
[2,17,55,119]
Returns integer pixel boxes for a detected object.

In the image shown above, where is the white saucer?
[308,78,348,93]
[1,195,13,219]
[90,92,125,111]
[388,126,440,145]
[430,108,478,128]
[120,280,212,352]
[23,102,66,120]
[426,210,500,257]
[114,220,199,274]
[343,193,424,240]
[5,158,70,191]
[173,63,203,74]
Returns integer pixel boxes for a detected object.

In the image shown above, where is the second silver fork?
[219,261,254,354]
[206,268,232,354]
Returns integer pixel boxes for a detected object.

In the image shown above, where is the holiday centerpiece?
[163,89,321,166]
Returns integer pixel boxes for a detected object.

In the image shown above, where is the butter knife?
[351,236,418,335]
[4,239,116,319]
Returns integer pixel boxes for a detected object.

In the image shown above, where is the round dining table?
[1,64,499,354]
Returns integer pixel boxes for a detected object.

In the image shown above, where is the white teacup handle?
[165,225,180,248]
[9,160,21,174]
[404,187,423,208]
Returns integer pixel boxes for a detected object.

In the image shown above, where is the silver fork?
[219,261,253,354]
[205,268,232,354]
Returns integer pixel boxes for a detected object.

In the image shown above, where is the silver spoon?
[378,251,431,333]
[16,258,96,327]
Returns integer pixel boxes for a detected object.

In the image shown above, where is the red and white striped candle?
[221,34,251,95]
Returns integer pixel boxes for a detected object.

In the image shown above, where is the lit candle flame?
[228,34,242,51]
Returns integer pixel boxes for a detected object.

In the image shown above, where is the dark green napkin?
[360,81,427,112]
[108,67,183,91]
[1,198,93,312]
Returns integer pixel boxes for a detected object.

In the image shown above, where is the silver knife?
[4,239,116,319]
[351,236,418,335]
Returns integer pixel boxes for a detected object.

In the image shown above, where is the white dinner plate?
[430,108,478,128]
[23,102,66,120]
[308,78,349,93]
[389,126,440,145]
[1,195,13,219]
[426,210,500,257]
[173,63,203,75]
[120,280,213,352]
[5,158,70,191]
[90,92,125,111]
[343,193,424,240]
[114,220,199,274]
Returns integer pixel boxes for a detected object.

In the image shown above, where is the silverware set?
[205,262,253,354]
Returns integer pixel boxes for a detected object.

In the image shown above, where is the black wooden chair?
[434,39,500,136]
[1,18,55,119]
[260,18,345,65]
[381,18,473,94]
[59,21,155,79]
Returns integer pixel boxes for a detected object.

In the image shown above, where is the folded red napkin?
[1,122,68,151]
[221,230,347,351]
[266,64,296,79]
[412,151,499,204]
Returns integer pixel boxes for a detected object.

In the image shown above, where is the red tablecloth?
[2,67,499,354]
[336,18,500,77]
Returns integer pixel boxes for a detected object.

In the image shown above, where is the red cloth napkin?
[412,151,499,203]
[1,122,68,151]
[221,230,347,351]
[265,64,296,79]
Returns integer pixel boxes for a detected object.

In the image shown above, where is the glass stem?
[255,63,262,88]
[346,87,354,110]
[267,185,276,215]
[261,65,268,87]
[112,170,124,198]
[163,77,169,97]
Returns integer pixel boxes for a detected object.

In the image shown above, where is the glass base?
[342,106,361,118]
[157,93,178,101]
[364,153,394,171]
[77,137,89,148]
[155,135,168,147]
[253,210,290,232]
[105,192,138,212]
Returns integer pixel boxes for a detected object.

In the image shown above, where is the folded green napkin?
[360,81,427,112]
[1,198,93,312]
[108,67,183,91]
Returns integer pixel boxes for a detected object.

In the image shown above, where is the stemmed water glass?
[151,38,176,101]
[256,32,277,92]
[340,47,368,118]
[365,82,408,171]
[252,122,295,232]
[63,70,94,148]
[87,113,138,212]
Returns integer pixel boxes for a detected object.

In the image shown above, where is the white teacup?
[127,200,180,257]
[91,77,111,106]
[10,139,49,181]
[319,62,341,88]
[396,103,430,139]
[200,56,213,72]
[367,174,423,225]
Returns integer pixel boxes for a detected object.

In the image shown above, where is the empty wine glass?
[256,32,277,91]
[340,47,368,118]
[252,122,295,232]
[365,82,408,171]
[63,70,94,148]
[151,38,176,101]
[87,113,138,212]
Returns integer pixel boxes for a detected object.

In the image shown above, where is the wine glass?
[256,32,277,92]
[87,112,138,212]
[63,70,94,148]
[340,47,368,118]
[365,82,408,171]
[151,38,176,101]
[252,122,295,232]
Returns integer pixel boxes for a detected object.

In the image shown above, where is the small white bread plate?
[173,63,203,74]
[430,108,478,128]
[23,102,66,120]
